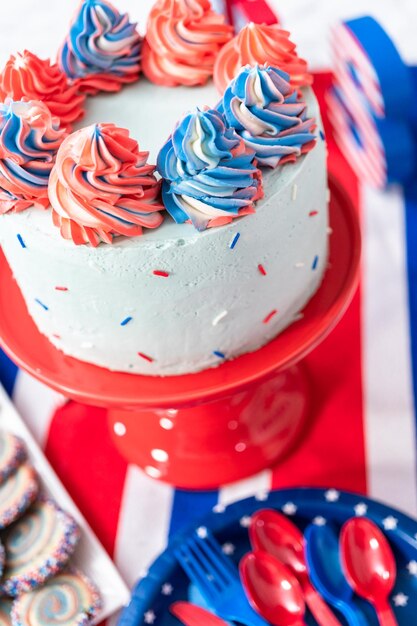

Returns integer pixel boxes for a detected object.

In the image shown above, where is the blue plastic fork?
[174,530,270,626]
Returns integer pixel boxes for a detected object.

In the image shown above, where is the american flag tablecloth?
[1,0,417,618]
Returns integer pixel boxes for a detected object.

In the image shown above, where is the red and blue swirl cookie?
[1,499,81,596]
[11,570,102,626]
[0,599,12,626]
[0,433,27,485]
[0,464,39,529]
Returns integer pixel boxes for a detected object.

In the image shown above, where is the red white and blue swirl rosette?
[328,16,417,189]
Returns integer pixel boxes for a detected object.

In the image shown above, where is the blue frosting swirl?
[219,65,316,168]
[157,108,262,231]
[58,0,142,90]
[0,99,65,213]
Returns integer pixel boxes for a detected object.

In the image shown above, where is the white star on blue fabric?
[161,583,173,595]
[282,502,297,515]
[313,516,327,526]
[240,516,251,528]
[144,611,156,624]
[325,489,340,502]
[222,542,235,555]
[213,503,226,513]
[354,503,368,516]
[393,593,408,607]
[382,516,398,531]
[407,561,417,576]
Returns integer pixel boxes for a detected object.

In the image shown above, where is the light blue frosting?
[157,108,261,231]
[58,0,141,81]
[219,65,316,168]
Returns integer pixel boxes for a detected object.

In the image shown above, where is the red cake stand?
[0,175,360,489]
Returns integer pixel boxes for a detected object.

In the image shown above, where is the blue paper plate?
[118,488,417,626]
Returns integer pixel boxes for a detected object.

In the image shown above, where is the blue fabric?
[169,490,218,538]
[0,349,18,397]
[405,182,417,481]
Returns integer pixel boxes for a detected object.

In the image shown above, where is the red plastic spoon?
[240,550,306,626]
[340,518,398,626]
[250,509,343,626]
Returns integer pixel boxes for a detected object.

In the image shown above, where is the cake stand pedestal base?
[108,365,309,487]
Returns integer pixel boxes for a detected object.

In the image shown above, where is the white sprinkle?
[292,184,298,201]
[212,310,228,326]
[294,262,305,268]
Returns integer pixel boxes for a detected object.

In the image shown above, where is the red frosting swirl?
[0,51,85,133]
[142,0,233,87]
[48,123,165,247]
[213,22,313,94]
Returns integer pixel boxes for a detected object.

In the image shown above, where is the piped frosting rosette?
[142,0,233,87]
[214,22,312,95]
[0,99,67,215]
[220,65,316,168]
[0,51,85,132]
[157,107,263,230]
[48,123,164,246]
[58,0,142,95]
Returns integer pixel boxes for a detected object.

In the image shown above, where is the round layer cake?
[0,81,327,376]
[0,3,328,377]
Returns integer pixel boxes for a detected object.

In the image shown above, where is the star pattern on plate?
[393,593,408,607]
[324,489,340,502]
[255,491,269,502]
[240,515,251,528]
[144,611,156,624]
[196,526,208,538]
[213,503,226,514]
[222,542,236,555]
[407,560,417,576]
[161,583,173,595]
[282,502,297,515]
[313,516,327,526]
[382,516,398,531]
[354,503,368,516]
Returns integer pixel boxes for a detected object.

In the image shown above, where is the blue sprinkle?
[17,234,26,249]
[312,255,319,270]
[319,130,325,141]
[35,299,49,311]
[229,233,240,249]
[120,316,133,326]
[213,350,225,359]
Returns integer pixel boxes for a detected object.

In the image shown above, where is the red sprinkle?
[263,310,278,324]
[138,352,154,363]
[309,210,318,217]
[55,286,68,291]
[153,270,169,277]
[258,264,267,276]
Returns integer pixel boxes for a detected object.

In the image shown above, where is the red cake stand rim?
[0,174,360,408]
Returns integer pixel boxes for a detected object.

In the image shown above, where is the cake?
[0,0,328,377]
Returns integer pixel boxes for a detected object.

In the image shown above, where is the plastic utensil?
[250,509,343,626]
[170,602,229,626]
[174,530,269,626]
[240,550,306,626]
[305,523,368,626]
[341,518,398,626]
